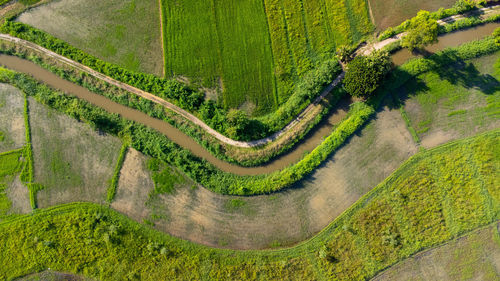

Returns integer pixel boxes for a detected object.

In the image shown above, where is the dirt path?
[359,4,500,56]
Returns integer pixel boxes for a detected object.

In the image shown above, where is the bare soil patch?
[111,148,153,222]
[5,176,30,215]
[373,222,500,281]
[0,83,25,153]
[29,97,122,208]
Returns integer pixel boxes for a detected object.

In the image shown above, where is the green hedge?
[106,143,128,203]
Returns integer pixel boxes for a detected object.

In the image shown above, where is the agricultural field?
[28,96,122,208]
[17,0,164,75]
[369,0,456,30]
[373,222,500,281]
[400,52,500,148]
[1,0,500,279]
[162,0,372,115]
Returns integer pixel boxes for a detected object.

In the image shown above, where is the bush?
[343,51,391,98]
[401,11,439,52]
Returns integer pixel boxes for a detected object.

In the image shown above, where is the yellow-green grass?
[0,148,24,217]
[0,130,498,280]
[369,0,457,30]
[373,222,500,281]
[17,0,163,76]
[162,0,373,115]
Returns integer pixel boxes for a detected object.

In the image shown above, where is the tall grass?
[162,0,277,115]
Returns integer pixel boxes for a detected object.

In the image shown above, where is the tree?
[343,50,392,98]
[225,109,250,139]
[401,11,438,52]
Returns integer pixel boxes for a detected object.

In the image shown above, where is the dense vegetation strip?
[0,35,497,195]
[0,130,497,280]
[18,93,39,209]
[106,143,128,203]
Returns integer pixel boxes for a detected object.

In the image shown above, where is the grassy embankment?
[0,130,498,280]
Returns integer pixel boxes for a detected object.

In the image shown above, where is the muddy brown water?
[0,55,347,175]
[392,22,500,65]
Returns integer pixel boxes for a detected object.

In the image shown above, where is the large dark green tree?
[343,51,392,98]
[401,10,439,52]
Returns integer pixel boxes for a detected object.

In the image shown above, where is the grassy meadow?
[28,97,122,208]
[400,52,500,148]
[17,0,164,75]
[0,130,498,280]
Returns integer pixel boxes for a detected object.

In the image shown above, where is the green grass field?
[0,130,497,280]
[28,97,122,208]
[0,149,24,217]
[162,0,372,115]
[400,52,500,148]
[17,0,164,76]
[162,0,277,115]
